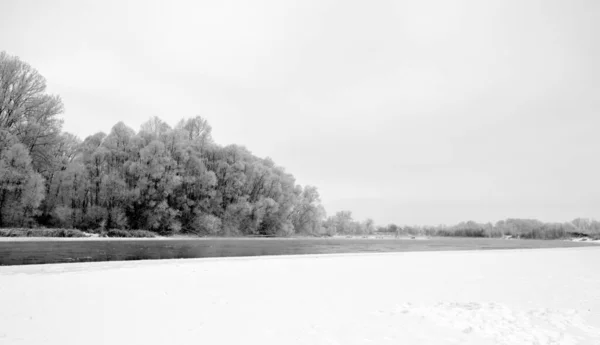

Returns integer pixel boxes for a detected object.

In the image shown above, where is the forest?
[1,51,599,239]
[0,51,332,236]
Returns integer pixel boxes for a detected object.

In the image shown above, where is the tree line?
[1,51,598,239]
[377,218,600,240]
[0,51,332,235]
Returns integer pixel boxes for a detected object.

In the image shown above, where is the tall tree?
[0,143,45,226]
[0,51,64,174]
[176,116,213,148]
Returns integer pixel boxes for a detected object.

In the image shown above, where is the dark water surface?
[0,237,595,266]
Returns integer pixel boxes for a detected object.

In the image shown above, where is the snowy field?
[1,247,600,344]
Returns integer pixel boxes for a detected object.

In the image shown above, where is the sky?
[1,0,599,226]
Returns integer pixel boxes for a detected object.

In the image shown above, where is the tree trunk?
[0,190,7,227]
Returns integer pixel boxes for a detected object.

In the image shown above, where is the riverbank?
[1,236,597,266]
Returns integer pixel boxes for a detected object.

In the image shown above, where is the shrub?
[0,228,21,237]
[276,221,295,237]
[190,214,222,235]
[106,229,157,238]
[105,229,129,237]
[53,229,89,237]
[76,206,108,231]
[322,225,337,237]
[129,230,157,238]
[0,228,89,237]
[53,206,74,228]
[107,208,128,230]
[168,221,182,235]
[144,201,180,235]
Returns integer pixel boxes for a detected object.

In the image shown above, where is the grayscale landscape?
[1,0,599,343]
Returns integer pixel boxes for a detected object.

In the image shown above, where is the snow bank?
[571,237,600,244]
[1,248,600,344]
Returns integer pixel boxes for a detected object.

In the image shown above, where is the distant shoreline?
[0,235,428,241]
[1,234,599,242]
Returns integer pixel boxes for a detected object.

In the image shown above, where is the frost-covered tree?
[0,51,64,174]
[0,143,45,226]
[0,52,329,235]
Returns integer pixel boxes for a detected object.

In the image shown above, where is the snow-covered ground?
[1,248,600,344]
[571,237,600,243]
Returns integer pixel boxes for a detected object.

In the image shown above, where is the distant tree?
[139,116,171,143]
[362,218,375,234]
[570,218,600,233]
[292,186,326,235]
[176,116,213,147]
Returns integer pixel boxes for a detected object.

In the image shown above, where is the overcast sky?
[2,0,599,225]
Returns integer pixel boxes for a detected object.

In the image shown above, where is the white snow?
[1,247,600,344]
[571,238,600,244]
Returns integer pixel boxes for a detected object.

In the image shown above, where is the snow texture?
[1,247,599,344]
